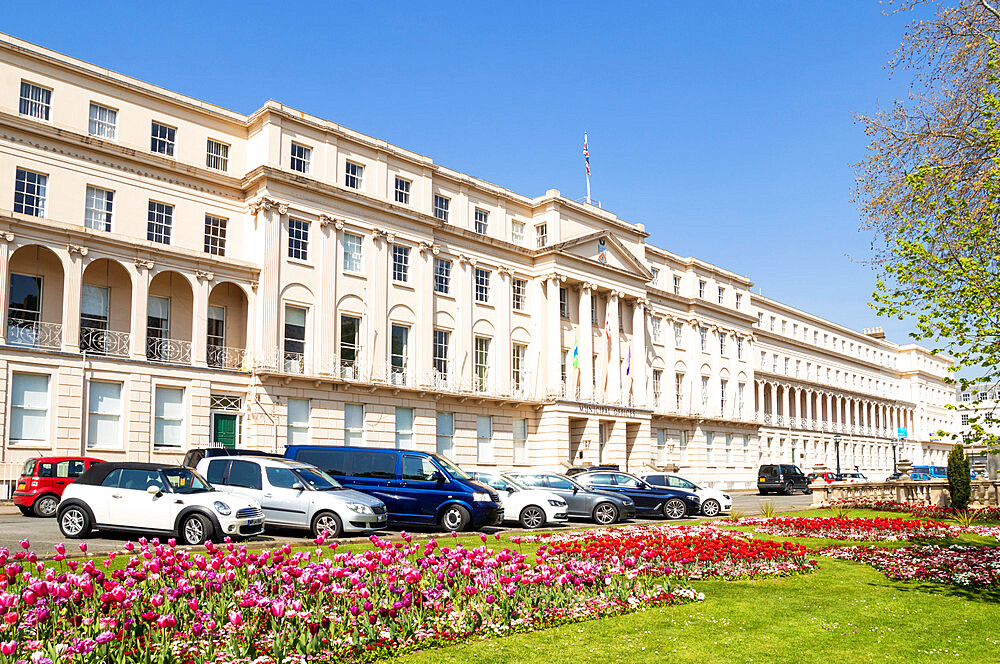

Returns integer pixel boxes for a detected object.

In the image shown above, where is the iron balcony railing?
[81,328,130,358]
[7,319,62,350]
[147,337,192,364]
[207,345,248,370]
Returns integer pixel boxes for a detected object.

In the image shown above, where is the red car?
[13,457,104,517]
[807,471,838,484]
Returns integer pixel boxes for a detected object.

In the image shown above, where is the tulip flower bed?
[0,535,701,664]
[529,524,817,579]
[823,544,1000,587]
[825,499,1000,522]
[727,516,961,541]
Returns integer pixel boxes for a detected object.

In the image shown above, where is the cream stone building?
[0,33,957,491]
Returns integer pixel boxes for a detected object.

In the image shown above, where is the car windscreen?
[434,454,472,480]
[21,458,37,476]
[162,467,213,494]
[475,474,520,492]
[292,466,343,491]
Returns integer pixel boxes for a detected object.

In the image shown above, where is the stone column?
[631,298,647,407]
[546,274,564,396]
[756,380,764,419]
[578,284,594,400]
[0,232,12,337]
[130,259,153,360]
[371,230,392,382]
[249,197,286,365]
[192,269,212,366]
[417,240,437,387]
[497,266,512,394]
[607,292,621,401]
[780,384,789,422]
[455,255,473,389]
[319,215,342,375]
[61,244,86,353]
[805,389,813,428]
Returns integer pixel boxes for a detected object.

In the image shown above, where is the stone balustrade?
[810,480,1000,509]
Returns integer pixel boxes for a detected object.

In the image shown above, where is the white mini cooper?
[57,462,264,545]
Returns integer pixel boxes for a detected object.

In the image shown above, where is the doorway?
[212,413,238,449]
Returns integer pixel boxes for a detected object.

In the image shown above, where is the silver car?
[195,456,387,538]
[506,471,637,524]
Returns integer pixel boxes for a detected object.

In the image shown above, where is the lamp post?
[892,439,898,475]
[834,434,842,476]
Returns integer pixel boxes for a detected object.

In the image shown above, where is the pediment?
[551,231,653,280]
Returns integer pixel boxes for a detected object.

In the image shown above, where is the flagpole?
[584,132,591,205]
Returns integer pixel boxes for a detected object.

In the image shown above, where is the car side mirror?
[572,486,579,494]
[291,482,304,491]
[639,482,651,490]
[506,487,515,494]
[146,485,162,496]
[431,471,445,483]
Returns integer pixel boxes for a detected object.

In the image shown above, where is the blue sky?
[4,1,928,344]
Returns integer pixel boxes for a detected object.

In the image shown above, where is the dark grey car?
[506,471,636,525]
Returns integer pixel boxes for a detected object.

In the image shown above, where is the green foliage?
[948,444,972,510]
[832,504,855,519]
[951,508,980,527]
[760,501,777,518]
[871,59,1000,451]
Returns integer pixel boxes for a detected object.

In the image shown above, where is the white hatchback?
[640,473,733,517]
[58,462,264,545]
[470,471,569,529]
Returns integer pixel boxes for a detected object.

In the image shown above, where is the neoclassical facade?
[0,33,956,490]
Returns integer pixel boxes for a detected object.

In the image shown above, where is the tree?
[857,0,1000,450]
[947,443,971,508]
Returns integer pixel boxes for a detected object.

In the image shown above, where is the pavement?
[0,491,813,555]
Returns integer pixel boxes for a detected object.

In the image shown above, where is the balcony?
[207,345,248,370]
[387,362,411,387]
[81,328,130,358]
[6,319,62,350]
[147,337,192,364]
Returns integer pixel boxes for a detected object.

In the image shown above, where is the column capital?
[319,214,345,230]
[418,240,441,256]
[497,265,512,276]
[546,272,566,284]
[67,244,89,258]
[134,258,155,272]
[372,228,396,244]
[195,269,215,283]
[248,196,288,216]
[0,231,12,243]
[458,253,477,267]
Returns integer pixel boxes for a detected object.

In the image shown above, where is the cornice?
[754,370,915,408]
[755,327,900,376]
[0,112,244,199]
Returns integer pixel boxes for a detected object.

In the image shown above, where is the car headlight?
[472,492,491,502]
[213,501,231,516]
[623,499,634,505]
[723,494,731,500]
[347,503,374,514]
[548,499,566,507]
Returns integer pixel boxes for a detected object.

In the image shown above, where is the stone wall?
[810,480,1000,509]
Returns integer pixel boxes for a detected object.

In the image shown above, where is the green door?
[213,414,238,449]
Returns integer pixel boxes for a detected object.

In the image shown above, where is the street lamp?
[834,434,842,476]
[892,439,898,475]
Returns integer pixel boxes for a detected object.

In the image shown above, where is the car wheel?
[17,505,33,517]
[592,502,619,525]
[33,493,59,518]
[663,498,687,520]
[440,504,471,532]
[58,505,92,539]
[701,499,722,517]
[804,487,814,495]
[782,483,793,496]
[311,511,343,539]
[180,514,212,546]
[519,505,546,529]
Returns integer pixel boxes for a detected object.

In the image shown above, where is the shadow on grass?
[875,579,1000,604]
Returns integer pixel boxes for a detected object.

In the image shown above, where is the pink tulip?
[78,543,87,553]
[18,539,28,550]
[228,610,242,626]
[54,543,65,556]
[0,640,16,655]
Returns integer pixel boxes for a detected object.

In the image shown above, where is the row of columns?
[755,380,916,439]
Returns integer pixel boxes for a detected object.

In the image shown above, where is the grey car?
[506,471,636,525]
[196,456,387,538]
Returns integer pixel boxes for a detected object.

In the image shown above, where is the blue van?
[912,466,947,478]
[284,445,503,532]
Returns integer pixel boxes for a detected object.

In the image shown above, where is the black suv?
[757,464,811,495]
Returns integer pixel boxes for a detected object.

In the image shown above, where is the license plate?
[758,477,765,482]
[247,518,263,527]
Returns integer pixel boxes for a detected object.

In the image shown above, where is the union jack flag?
[583,133,591,176]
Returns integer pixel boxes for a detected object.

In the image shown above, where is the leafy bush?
[948,445,971,510]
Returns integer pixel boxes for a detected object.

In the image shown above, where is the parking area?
[0,491,812,555]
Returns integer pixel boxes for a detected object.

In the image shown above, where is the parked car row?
[18,448,733,545]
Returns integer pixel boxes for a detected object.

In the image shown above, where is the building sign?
[580,403,637,418]
[597,238,607,264]
[897,427,908,440]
